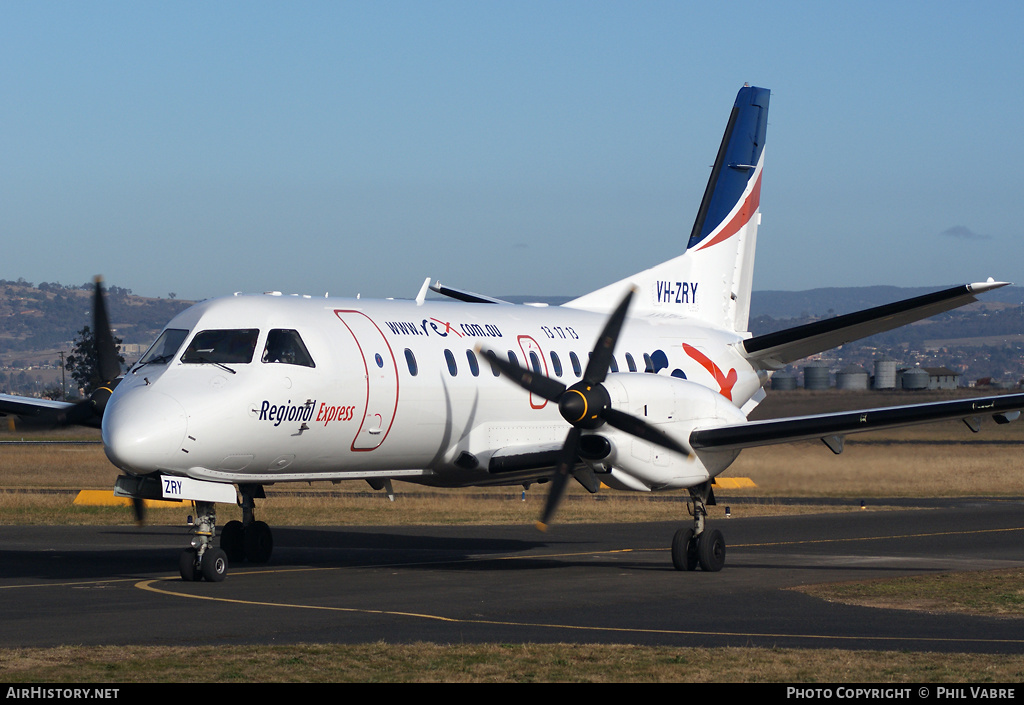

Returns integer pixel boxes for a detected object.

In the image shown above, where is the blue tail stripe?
[687,86,770,250]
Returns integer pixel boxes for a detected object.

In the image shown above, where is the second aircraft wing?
[690,392,1024,453]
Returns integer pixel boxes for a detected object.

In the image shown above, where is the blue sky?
[2,1,1022,301]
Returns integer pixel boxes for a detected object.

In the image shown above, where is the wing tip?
[968,279,1011,294]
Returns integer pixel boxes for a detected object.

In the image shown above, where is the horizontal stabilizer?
[690,392,1024,452]
[742,281,1009,369]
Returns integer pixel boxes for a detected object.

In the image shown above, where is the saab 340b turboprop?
[4,84,1024,582]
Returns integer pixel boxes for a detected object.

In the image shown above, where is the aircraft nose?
[102,387,188,473]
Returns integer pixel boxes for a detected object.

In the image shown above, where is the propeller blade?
[481,349,566,402]
[33,277,122,430]
[537,426,581,531]
[582,286,635,385]
[132,496,146,525]
[92,276,121,384]
[601,407,690,457]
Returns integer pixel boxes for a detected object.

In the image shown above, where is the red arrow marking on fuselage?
[682,343,737,401]
[430,318,463,337]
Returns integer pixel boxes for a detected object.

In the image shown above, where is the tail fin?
[565,85,769,333]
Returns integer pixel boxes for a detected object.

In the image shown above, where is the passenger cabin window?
[569,351,582,377]
[609,356,618,373]
[466,350,480,377]
[550,351,563,377]
[529,351,542,374]
[261,329,315,367]
[138,329,189,367]
[444,349,458,376]
[508,351,519,368]
[182,329,259,364]
[405,349,418,376]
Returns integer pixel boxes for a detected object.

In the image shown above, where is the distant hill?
[749,285,1024,320]
[2,277,1020,359]
[0,279,192,356]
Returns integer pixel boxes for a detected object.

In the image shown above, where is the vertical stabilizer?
[565,85,769,333]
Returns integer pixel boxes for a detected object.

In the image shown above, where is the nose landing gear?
[179,501,229,582]
[177,484,273,582]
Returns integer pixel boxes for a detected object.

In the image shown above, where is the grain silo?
[803,361,830,390]
[873,358,898,389]
[901,367,929,390]
[771,370,798,390]
[836,364,870,390]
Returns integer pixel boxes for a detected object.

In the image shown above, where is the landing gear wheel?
[671,528,698,571]
[179,548,201,582]
[201,547,229,582]
[243,520,273,563]
[697,528,726,572]
[220,520,245,562]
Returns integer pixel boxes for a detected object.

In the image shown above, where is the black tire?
[221,520,245,562]
[179,548,200,582]
[697,528,726,572]
[201,548,229,582]
[243,521,273,563]
[671,528,698,571]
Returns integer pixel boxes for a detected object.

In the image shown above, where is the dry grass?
[727,439,1024,497]
[2,643,1023,683]
[794,568,1024,618]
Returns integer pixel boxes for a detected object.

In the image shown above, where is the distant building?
[923,367,959,390]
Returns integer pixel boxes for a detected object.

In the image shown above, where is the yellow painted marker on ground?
[73,490,182,509]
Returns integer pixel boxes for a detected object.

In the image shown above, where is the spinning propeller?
[85,277,141,521]
[62,277,124,428]
[483,287,689,530]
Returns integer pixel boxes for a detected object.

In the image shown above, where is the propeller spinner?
[483,287,689,530]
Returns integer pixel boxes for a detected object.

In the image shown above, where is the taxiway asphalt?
[2,500,1023,652]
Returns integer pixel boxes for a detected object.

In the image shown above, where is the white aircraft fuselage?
[103,293,754,494]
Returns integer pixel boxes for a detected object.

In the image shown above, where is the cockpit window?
[181,329,259,364]
[138,329,189,366]
[261,329,315,368]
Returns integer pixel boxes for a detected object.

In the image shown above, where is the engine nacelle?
[590,373,747,491]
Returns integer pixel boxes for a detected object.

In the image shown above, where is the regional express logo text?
[258,400,357,426]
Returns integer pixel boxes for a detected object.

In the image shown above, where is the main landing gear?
[178,484,273,582]
[671,481,725,572]
[219,484,273,565]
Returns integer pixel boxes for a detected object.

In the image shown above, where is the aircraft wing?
[0,392,98,428]
[0,393,76,417]
[741,281,1008,370]
[689,392,1024,453]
